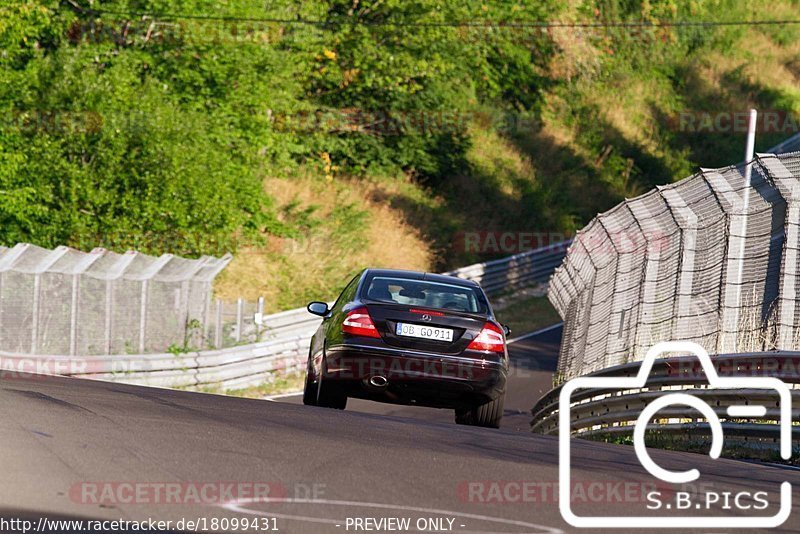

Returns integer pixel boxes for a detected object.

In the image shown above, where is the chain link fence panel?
[0,244,231,356]
[551,133,800,381]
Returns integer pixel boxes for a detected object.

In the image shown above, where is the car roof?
[362,268,481,289]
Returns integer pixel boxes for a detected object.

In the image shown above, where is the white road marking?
[762,462,800,471]
[220,497,564,534]
[507,323,562,344]
[264,390,304,401]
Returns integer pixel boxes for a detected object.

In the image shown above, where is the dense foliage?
[0,1,552,254]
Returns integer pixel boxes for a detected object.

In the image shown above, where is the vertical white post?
[31,273,41,353]
[215,299,222,348]
[256,296,264,340]
[105,280,113,354]
[0,272,3,349]
[739,108,758,257]
[731,109,758,352]
[69,275,79,356]
[139,280,148,353]
[179,281,189,347]
[235,298,243,343]
[201,288,211,349]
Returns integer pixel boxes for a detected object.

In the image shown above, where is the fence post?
[69,275,79,356]
[0,272,3,349]
[30,273,40,354]
[202,287,211,349]
[105,280,113,354]
[256,296,264,341]
[236,298,243,343]
[139,280,148,353]
[179,281,190,348]
[215,298,222,348]
[759,155,800,349]
[728,108,758,352]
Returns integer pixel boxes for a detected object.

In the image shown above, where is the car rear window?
[362,276,487,313]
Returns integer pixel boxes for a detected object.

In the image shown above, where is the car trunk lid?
[365,302,487,355]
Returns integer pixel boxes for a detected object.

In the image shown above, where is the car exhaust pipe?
[368,375,389,388]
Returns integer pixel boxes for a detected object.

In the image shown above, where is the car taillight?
[467,322,505,353]
[342,307,381,338]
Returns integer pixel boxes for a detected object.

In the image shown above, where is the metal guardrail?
[0,336,307,390]
[443,240,571,295]
[767,131,800,155]
[531,352,800,446]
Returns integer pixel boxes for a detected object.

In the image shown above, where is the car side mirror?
[307,301,330,317]
[502,324,511,337]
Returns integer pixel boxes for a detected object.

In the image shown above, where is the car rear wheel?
[316,359,347,410]
[302,356,319,407]
[454,394,504,428]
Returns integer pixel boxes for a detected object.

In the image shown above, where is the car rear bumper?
[323,343,507,409]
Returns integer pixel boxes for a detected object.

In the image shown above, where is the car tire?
[454,394,504,428]
[316,359,347,410]
[302,355,319,407]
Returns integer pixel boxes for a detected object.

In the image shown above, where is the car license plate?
[395,322,453,342]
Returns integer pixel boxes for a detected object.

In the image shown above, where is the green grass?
[225,373,306,399]
[179,372,306,398]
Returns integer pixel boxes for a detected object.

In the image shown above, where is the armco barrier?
[530,352,800,447]
[0,241,569,390]
[442,240,570,295]
[0,336,308,390]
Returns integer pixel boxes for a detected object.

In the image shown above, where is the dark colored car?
[303,269,509,428]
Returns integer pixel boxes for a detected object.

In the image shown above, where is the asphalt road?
[1,325,798,533]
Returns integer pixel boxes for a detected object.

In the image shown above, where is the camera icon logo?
[558,341,792,529]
